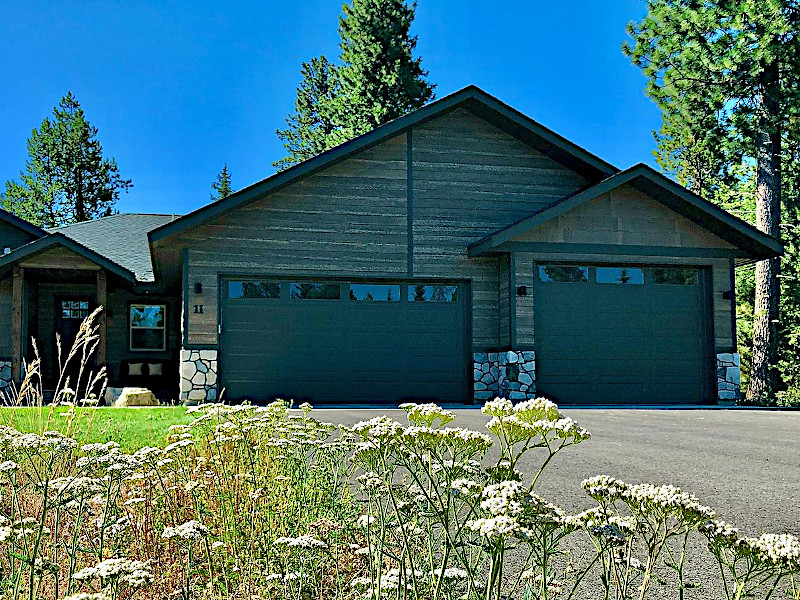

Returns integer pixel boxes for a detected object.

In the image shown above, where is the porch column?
[11,267,23,385]
[96,269,107,368]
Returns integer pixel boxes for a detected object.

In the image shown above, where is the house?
[0,86,782,406]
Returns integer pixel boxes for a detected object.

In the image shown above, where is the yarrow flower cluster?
[274,534,327,549]
[482,397,590,445]
[162,520,210,542]
[399,402,455,427]
[72,558,152,589]
[581,476,715,523]
[741,534,800,568]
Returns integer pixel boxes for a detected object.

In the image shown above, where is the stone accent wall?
[180,349,218,403]
[473,350,536,402]
[716,352,741,402]
[0,360,11,401]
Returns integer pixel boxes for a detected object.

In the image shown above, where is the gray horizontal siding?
[411,108,588,350]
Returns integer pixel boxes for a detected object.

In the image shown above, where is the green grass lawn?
[0,406,195,452]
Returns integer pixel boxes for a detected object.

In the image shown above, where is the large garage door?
[220,279,467,403]
[534,264,711,405]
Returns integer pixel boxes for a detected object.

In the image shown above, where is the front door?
[54,297,94,391]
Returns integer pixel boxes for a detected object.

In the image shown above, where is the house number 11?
[194,305,204,314]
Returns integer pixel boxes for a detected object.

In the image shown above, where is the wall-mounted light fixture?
[722,290,731,300]
[194,282,203,294]
[517,285,528,297]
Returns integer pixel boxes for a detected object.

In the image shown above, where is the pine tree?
[625,0,800,399]
[274,56,341,170]
[275,0,435,169]
[2,92,131,227]
[334,0,435,138]
[211,164,234,201]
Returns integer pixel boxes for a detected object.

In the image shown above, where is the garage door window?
[409,284,459,302]
[228,280,281,299]
[290,282,341,300]
[538,265,588,283]
[596,267,644,285]
[652,268,698,285]
[349,283,400,301]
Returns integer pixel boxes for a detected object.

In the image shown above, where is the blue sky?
[0,0,655,216]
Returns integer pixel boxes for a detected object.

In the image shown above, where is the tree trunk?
[747,67,782,400]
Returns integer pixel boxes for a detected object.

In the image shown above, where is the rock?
[181,378,192,392]
[474,391,493,400]
[474,382,488,391]
[206,370,217,385]
[473,353,488,363]
[726,367,741,385]
[199,350,217,361]
[115,388,159,407]
[196,360,208,373]
[718,390,737,400]
[509,391,527,400]
[518,373,533,386]
[504,351,519,364]
[188,389,206,401]
[473,368,482,380]
[191,370,206,386]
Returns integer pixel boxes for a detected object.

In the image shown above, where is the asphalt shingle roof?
[50,213,181,282]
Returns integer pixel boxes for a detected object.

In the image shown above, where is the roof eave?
[0,234,138,283]
[0,209,47,239]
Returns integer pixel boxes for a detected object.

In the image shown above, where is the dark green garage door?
[533,264,711,405]
[220,279,467,403]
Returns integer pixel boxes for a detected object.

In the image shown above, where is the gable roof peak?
[149,84,618,244]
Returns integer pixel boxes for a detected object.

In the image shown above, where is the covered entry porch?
[1,235,180,401]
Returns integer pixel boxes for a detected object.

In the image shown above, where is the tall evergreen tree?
[2,92,131,227]
[275,0,434,169]
[274,56,341,170]
[625,0,800,399]
[334,0,435,138]
[211,163,234,201]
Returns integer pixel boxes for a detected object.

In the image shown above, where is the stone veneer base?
[473,350,536,402]
[716,352,741,402]
[180,349,219,403]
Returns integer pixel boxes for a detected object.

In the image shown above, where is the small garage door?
[220,279,467,403]
[533,264,711,404]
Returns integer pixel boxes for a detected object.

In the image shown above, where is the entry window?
[538,265,588,283]
[228,280,280,299]
[130,305,166,351]
[652,268,698,285]
[409,284,459,302]
[61,300,89,320]
[596,267,644,285]
[290,282,341,300]
[349,283,400,301]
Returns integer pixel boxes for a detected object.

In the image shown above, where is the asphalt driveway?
[316,407,800,534]
[311,407,800,597]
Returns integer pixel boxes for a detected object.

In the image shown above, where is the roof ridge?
[51,212,183,231]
